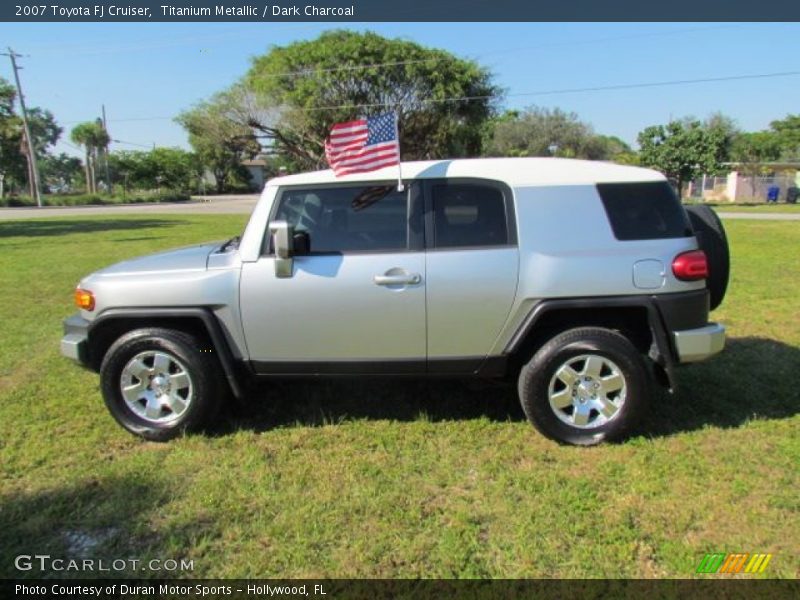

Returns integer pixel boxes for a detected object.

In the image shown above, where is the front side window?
[431,183,509,248]
[273,185,409,253]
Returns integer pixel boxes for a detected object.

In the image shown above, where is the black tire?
[685,205,730,311]
[100,328,224,441]
[517,327,650,446]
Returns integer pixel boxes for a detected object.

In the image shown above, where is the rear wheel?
[685,205,730,310]
[518,327,649,445]
[100,328,224,441]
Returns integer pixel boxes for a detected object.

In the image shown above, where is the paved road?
[2,197,799,221]
[0,194,260,220]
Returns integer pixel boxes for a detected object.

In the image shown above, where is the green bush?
[2,196,37,207]
[0,191,191,207]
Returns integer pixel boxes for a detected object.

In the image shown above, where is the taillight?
[672,250,708,281]
[75,288,95,311]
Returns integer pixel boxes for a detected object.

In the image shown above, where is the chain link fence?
[736,175,797,202]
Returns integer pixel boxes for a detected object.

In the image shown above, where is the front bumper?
[61,313,90,366]
[673,322,726,363]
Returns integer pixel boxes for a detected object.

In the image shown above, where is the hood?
[92,242,222,277]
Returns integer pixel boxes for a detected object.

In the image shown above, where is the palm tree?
[70,121,110,193]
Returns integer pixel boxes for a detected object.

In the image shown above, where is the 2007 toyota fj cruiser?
[61,158,728,445]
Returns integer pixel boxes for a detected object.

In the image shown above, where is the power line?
[22,23,324,57]
[61,116,172,125]
[476,24,744,60]
[112,139,153,149]
[56,68,800,126]
[49,24,761,129]
[209,24,747,80]
[262,24,745,79]
[301,69,800,112]
[508,70,800,100]
[60,138,151,151]
[28,24,744,75]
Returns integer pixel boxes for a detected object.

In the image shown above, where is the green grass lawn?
[0,216,797,579]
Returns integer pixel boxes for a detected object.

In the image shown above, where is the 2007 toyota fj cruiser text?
[61,158,728,445]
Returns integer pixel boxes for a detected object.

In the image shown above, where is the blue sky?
[1,22,799,157]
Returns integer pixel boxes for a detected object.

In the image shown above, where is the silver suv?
[61,158,728,445]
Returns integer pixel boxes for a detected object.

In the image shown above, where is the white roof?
[267,157,665,188]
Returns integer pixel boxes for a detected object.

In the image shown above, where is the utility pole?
[101,104,112,192]
[2,48,42,207]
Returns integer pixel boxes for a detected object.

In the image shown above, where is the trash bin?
[787,187,799,204]
[767,186,780,203]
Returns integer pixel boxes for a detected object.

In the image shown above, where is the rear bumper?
[60,313,91,366]
[673,322,726,363]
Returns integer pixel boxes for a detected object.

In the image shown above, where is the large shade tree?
[40,153,83,192]
[769,114,800,160]
[0,78,18,197]
[704,112,739,164]
[215,30,500,169]
[731,131,782,196]
[720,113,800,197]
[485,106,629,160]
[637,119,726,194]
[177,100,260,193]
[108,148,201,192]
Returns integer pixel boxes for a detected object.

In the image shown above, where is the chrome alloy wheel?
[547,354,627,429]
[119,351,193,424]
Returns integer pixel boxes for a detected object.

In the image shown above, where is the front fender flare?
[88,307,245,399]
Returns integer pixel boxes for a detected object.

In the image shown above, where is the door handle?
[373,273,421,286]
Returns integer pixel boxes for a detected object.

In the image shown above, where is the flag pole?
[394,111,404,192]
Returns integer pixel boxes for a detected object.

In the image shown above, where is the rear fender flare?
[505,296,676,389]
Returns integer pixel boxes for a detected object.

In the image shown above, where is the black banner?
[4,579,800,600]
[3,0,800,22]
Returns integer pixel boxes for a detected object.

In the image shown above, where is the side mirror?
[269,221,293,278]
[293,231,311,255]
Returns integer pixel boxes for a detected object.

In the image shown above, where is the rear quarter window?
[597,181,693,241]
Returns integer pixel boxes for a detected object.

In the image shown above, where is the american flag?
[324,113,400,177]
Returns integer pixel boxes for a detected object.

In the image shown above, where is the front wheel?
[100,328,224,441]
[518,327,649,445]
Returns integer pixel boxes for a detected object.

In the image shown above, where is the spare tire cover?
[685,205,730,311]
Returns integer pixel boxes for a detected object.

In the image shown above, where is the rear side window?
[431,183,510,248]
[597,181,692,241]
